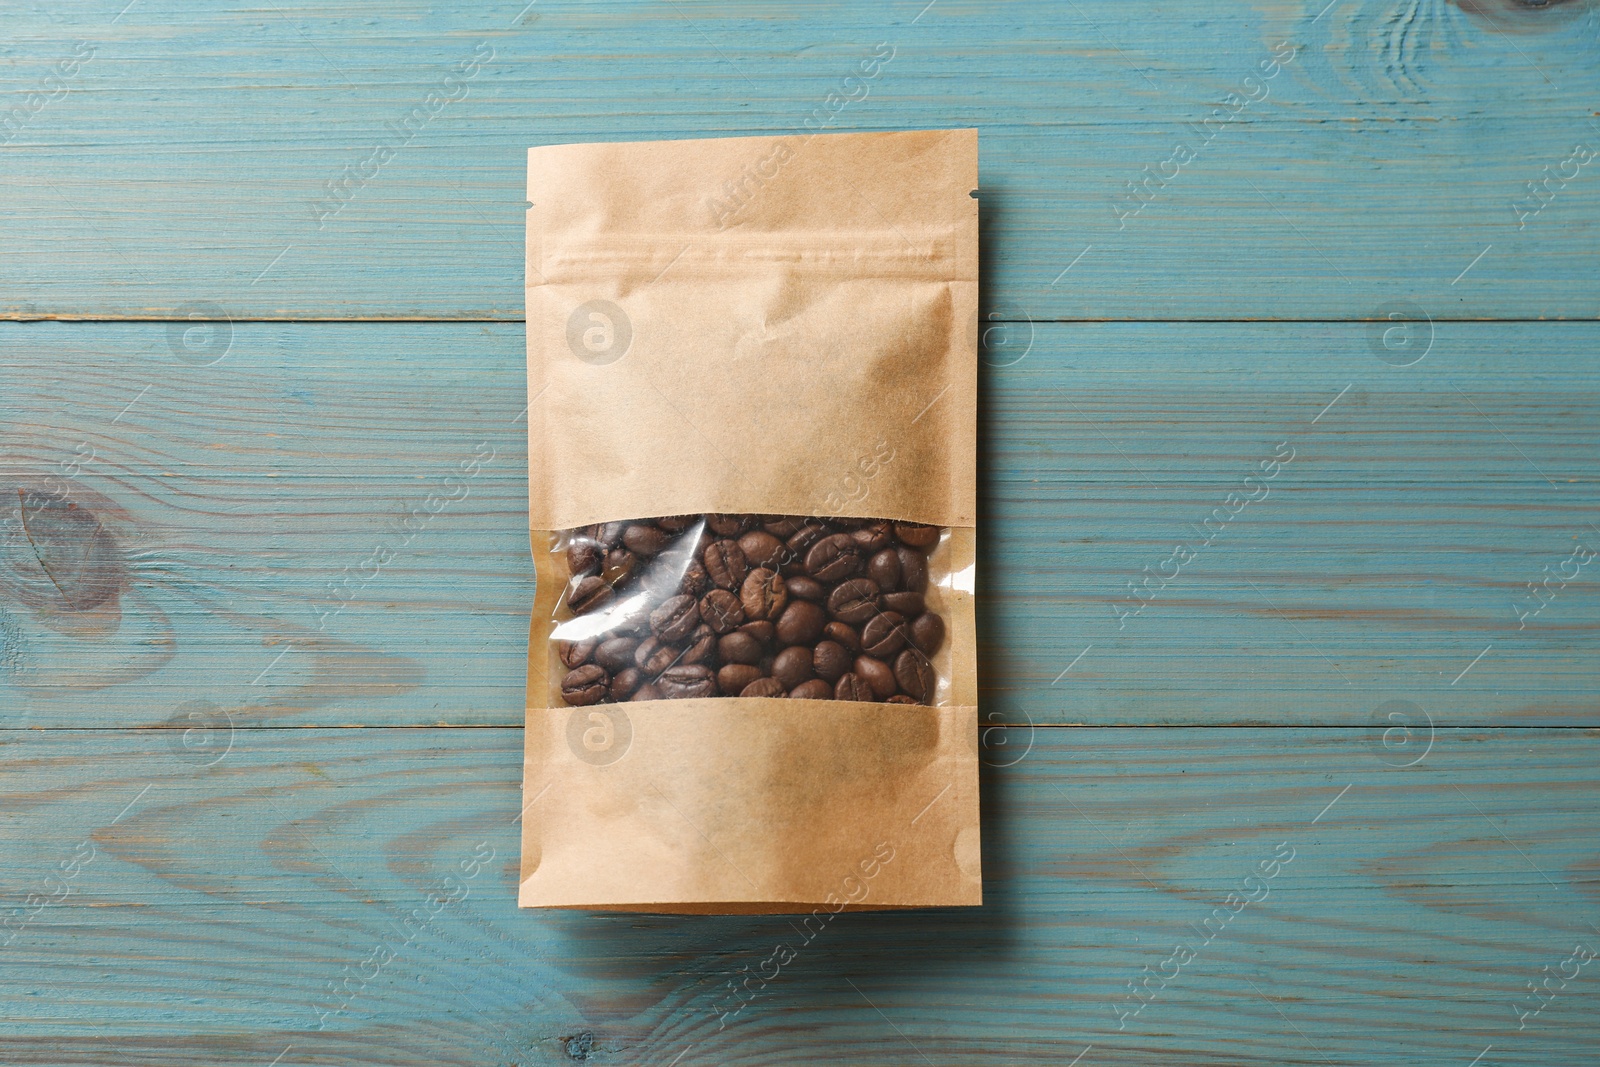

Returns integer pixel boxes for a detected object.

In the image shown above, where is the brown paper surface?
[525,128,978,531]
[522,130,981,912]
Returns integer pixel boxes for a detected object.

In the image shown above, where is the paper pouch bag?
[522,129,980,912]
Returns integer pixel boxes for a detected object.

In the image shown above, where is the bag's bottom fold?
[518,699,981,912]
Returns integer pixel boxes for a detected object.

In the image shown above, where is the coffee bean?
[823,621,861,651]
[774,599,825,646]
[894,648,935,701]
[707,513,751,537]
[632,683,664,701]
[910,611,945,654]
[623,523,671,556]
[740,677,786,698]
[699,588,746,634]
[894,522,940,549]
[602,546,637,584]
[737,619,776,645]
[784,575,826,603]
[771,645,815,690]
[785,523,829,561]
[657,514,698,533]
[590,521,627,547]
[762,516,806,538]
[718,631,763,665]
[609,667,643,701]
[634,636,679,675]
[850,522,893,555]
[561,664,609,706]
[861,611,908,658]
[558,637,596,669]
[680,624,717,665]
[595,636,639,672]
[806,532,863,582]
[649,594,700,641]
[788,679,834,700]
[718,663,764,696]
[568,574,613,614]
[679,558,710,597]
[827,578,880,624]
[567,540,603,575]
[834,672,876,702]
[737,530,785,569]
[885,694,919,704]
[702,540,748,590]
[867,548,901,591]
[854,655,898,700]
[881,590,924,616]
[813,640,852,683]
[740,567,788,621]
[658,664,717,699]
[896,545,927,592]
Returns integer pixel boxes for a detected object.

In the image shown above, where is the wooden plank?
[1,0,1597,319]
[2,320,1596,728]
[0,726,1594,1065]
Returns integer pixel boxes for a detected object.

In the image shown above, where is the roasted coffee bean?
[567,540,603,575]
[737,530,785,569]
[657,514,697,532]
[680,624,717,665]
[679,558,710,598]
[881,592,924,618]
[707,513,750,537]
[896,545,927,592]
[623,523,671,557]
[783,575,826,603]
[591,521,627,547]
[854,655,898,700]
[894,522,940,548]
[789,679,834,700]
[846,522,890,555]
[813,640,852,683]
[823,621,861,651]
[861,611,908,658]
[805,532,863,582]
[634,635,679,675]
[718,631,763,666]
[785,523,829,561]
[603,546,637,584]
[609,667,644,701]
[561,664,609,706]
[771,645,815,690]
[827,577,880,624]
[740,568,788,621]
[885,694,920,704]
[699,588,746,633]
[737,619,776,645]
[568,574,613,614]
[702,540,748,590]
[775,599,826,646]
[894,648,935,701]
[910,611,945,655]
[649,594,700,641]
[558,637,596,669]
[741,677,786,698]
[718,663,764,696]
[632,683,664,701]
[867,548,902,591]
[595,636,639,672]
[762,516,806,539]
[658,664,717,699]
[834,672,877,702]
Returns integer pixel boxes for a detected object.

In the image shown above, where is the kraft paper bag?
[521,128,981,913]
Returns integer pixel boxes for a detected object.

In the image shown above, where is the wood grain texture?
[3,321,1594,728]
[0,727,1596,1066]
[1,0,1597,319]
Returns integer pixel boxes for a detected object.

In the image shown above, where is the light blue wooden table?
[2,1,1598,1063]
